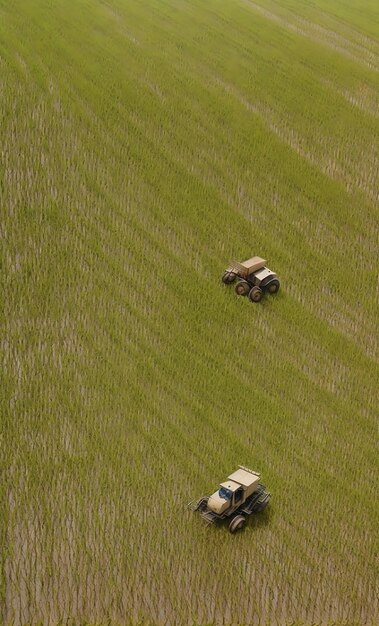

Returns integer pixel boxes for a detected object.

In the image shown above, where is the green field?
[1,0,378,624]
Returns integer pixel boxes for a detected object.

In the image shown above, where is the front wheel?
[235,281,250,296]
[267,280,280,294]
[249,286,263,302]
[229,515,246,533]
[222,271,236,284]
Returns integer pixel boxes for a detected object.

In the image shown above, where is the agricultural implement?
[222,256,280,302]
[188,466,270,533]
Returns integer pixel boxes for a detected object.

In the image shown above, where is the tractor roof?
[219,480,241,492]
[240,256,266,274]
[228,468,261,489]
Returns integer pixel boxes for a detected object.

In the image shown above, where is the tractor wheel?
[222,271,236,284]
[252,497,270,513]
[250,487,271,513]
[267,280,280,294]
[229,515,246,533]
[235,281,250,296]
[249,286,263,302]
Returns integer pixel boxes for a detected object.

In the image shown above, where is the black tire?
[235,281,250,296]
[248,286,263,302]
[229,515,246,533]
[267,280,280,294]
[195,497,209,512]
[222,271,236,284]
[252,497,270,513]
[251,488,271,513]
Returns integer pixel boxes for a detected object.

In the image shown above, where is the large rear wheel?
[222,271,236,284]
[235,281,250,296]
[229,515,246,533]
[248,286,263,302]
[267,280,280,294]
[251,486,271,513]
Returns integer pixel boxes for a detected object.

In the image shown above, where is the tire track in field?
[242,0,379,73]
[320,77,379,118]
[100,2,140,46]
[214,77,379,204]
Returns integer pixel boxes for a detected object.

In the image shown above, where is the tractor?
[222,256,280,302]
[188,466,270,533]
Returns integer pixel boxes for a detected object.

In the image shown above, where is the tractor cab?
[218,486,233,500]
[208,480,243,514]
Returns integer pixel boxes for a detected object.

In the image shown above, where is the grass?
[1,0,378,624]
